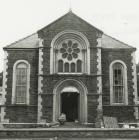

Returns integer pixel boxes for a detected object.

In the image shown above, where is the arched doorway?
[53,79,88,123]
[61,87,79,122]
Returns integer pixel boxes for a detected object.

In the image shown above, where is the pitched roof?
[102,34,134,49]
[38,11,102,33]
[4,11,135,49]
[4,33,39,49]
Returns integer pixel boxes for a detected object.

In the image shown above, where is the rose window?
[60,40,80,61]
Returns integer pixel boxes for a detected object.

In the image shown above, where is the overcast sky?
[0,0,139,72]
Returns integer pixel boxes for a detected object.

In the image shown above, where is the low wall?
[0,128,139,139]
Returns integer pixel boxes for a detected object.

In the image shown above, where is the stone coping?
[0,128,139,138]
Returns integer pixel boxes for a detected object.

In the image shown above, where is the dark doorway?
[61,92,79,122]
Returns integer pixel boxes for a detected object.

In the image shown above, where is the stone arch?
[109,60,128,105]
[50,30,90,74]
[12,60,30,105]
[53,79,88,123]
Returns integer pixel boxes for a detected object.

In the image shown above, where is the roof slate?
[102,34,134,49]
[4,33,39,49]
[4,11,134,49]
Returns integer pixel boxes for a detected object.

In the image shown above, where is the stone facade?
[137,63,139,101]
[1,11,138,127]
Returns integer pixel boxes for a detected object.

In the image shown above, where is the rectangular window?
[15,68,27,104]
[113,65,124,104]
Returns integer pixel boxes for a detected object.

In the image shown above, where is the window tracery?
[60,40,80,61]
[50,30,90,74]
[57,39,82,73]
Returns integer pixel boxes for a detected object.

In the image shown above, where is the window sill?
[57,72,83,75]
[4,104,37,107]
[11,103,29,106]
[109,103,127,106]
[103,105,138,107]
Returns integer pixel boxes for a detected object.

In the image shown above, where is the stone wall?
[41,75,98,123]
[0,128,139,139]
[4,49,38,123]
[102,48,135,121]
[38,12,102,75]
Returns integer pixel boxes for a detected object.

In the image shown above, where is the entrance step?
[57,122,93,128]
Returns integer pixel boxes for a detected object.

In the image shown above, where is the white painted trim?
[53,79,88,123]
[97,37,102,48]
[131,52,138,104]
[96,47,102,110]
[12,60,30,105]
[109,60,128,105]
[50,30,90,74]
[131,52,139,119]
[37,38,44,123]
[96,38,103,126]
[37,94,43,123]
[1,51,9,123]
[61,86,79,93]
[39,38,43,47]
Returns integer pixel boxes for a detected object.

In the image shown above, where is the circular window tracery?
[60,40,80,61]
[51,30,90,74]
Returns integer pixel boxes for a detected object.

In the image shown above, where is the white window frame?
[110,60,128,105]
[12,60,30,105]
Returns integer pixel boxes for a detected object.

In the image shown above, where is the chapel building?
[1,11,138,127]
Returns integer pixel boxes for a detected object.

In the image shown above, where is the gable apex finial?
[69,0,72,13]
[69,7,72,13]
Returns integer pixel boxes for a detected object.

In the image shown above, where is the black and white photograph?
[0,0,139,139]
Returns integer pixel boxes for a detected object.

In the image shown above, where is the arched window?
[77,60,82,73]
[58,60,63,72]
[56,39,85,73]
[50,30,90,74]
[65,63,69,72]
[110,60,128,105]
[71,63,75,72]
[12,60,30,104]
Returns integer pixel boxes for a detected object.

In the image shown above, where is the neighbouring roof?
[4,33,39,49]
[102,34,134,49]
[4,11,135,50]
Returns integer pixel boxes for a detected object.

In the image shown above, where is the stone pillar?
[37,38,44,123]
[1,51,9,127]
[131,51,139,120]
[95,37,103,128]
